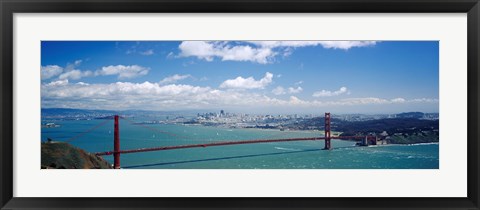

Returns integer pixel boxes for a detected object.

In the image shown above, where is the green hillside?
[41,141,112,169]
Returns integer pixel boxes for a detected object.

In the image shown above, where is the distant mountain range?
[42,108,117,116]
[42,108,437,117]
[41,108,221,121]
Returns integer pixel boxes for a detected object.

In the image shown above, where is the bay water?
[41,119,439,169]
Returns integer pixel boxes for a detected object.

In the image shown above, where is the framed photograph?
[1,0,479,209]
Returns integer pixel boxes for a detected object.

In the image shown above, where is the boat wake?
[406,142,439,146]
[274,147,301,151]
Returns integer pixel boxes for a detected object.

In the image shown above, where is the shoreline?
[183,123,439,145]
[41,119,439,145]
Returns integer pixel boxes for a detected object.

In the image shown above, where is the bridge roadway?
[95,136,373,156]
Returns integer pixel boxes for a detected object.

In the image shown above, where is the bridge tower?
[324,112,331,150]
[114,115,120,169]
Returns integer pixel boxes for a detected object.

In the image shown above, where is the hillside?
[285,117,439,144]
[335,118,439,136]
[41,141,112,169]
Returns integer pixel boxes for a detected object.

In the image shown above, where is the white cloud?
[249,41,377,50]
[178,41,276,64]
[42,82,241,110]
[288,87,303,94]
[76,82,89,86]
[41,65,63,80]
[333,97,430,105]
[41,80,438,111]
[140,49,154,56]
[318,41,377,50]
[48,60,94,80]
[178,41,218,62]
[59,70,93,80]
[336,97,389,105]
[294,81,303,85]
[411,98,439,103]
[220,72,273,89]
[272,86,303,95]
[176,41,376,64]
[288,96,307,105]
[159,74,192,85]
[64,60,82,71]
[43,61,150,80]
[272,86,286,95]
[45,79,69,86]
[313,87,348,97]
[391,98,406,103]
[95,65,150,79]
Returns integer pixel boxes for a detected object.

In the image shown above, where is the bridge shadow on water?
[122,146,352,169]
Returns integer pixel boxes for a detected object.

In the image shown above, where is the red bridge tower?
[113,115,120,169]
[324,112,331,150]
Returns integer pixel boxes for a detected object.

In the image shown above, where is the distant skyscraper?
[220,110,225,116]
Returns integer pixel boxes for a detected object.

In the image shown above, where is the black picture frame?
[1,0,479,209]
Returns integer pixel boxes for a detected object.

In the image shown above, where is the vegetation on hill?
[387,131,439,144]
[285,117,439,144]
[41,141,112,169]
[335,118,438,135]
[336,118,439,144]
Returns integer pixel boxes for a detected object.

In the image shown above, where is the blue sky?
[41,41,439,114]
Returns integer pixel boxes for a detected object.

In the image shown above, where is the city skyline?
[41,41,439,114]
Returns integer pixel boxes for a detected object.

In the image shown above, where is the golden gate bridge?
[63,113,378,169]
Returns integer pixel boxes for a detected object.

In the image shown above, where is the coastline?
[182,123,439,145]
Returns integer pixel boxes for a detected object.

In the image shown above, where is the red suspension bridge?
[64,112,378,169]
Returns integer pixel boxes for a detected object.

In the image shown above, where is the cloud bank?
[42,60,151,81]
[42,80,437,111]
[178,41,276,64]
[249,41,377,50]
[176,41,377,64]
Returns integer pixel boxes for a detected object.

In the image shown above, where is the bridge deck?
[95,136,372,156]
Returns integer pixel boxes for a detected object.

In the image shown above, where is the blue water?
[41,119,439,169]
